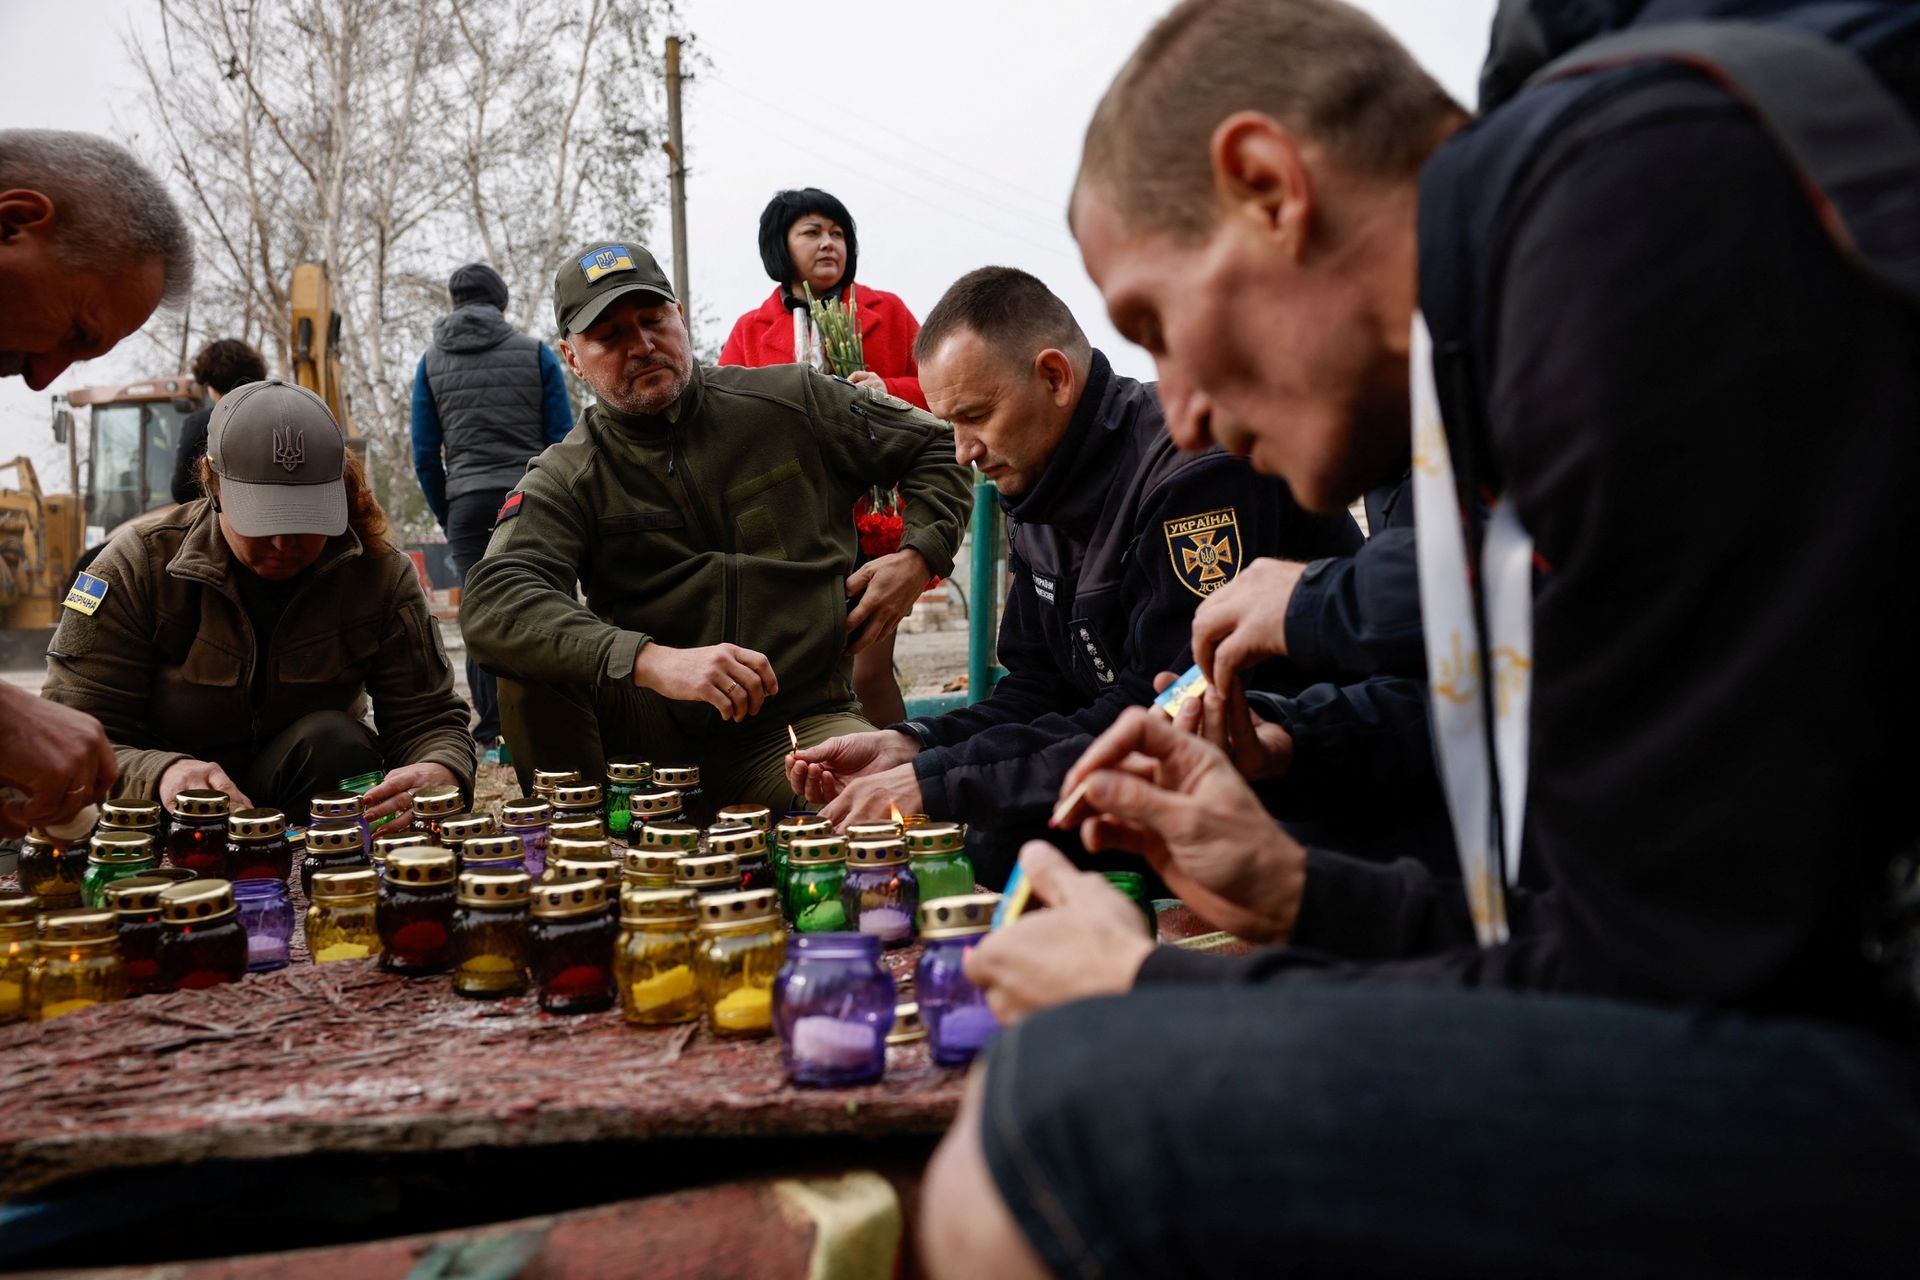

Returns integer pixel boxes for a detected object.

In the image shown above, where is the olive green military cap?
[554,242,676,336]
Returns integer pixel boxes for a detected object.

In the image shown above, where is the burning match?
[787,724,799,753]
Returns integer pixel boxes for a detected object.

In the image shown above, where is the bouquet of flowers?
[803,282,866,377]
[855,486,906,558]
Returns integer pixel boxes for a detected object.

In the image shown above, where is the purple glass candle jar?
[234,877,294,972]
[773,933,896,1087]
[915,894,1002,1065]
[841,839,918,949]
[501,797,553,880]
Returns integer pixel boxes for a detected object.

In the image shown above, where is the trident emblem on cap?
[273,426,305,473]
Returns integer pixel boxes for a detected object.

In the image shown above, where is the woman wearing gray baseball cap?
[42,378,477,822]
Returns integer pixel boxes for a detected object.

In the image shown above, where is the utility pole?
[664,36,690,320]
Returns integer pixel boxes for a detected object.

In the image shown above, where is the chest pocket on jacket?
[278,620,381,685]
[727,461,802,560]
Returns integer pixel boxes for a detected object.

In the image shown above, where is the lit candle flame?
[889,803,905,827]
[788,724,799,752]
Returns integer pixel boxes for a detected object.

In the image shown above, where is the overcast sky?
[0,0,1497,479]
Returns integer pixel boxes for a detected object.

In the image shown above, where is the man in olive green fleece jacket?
[463,241,972,811]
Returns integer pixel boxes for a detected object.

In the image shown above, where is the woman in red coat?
[720,188,931,727]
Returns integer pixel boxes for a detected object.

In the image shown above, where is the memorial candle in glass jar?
[772,815,831,899]
[0,893,39,1023]
[904,823,976,904]
[785,836,850,932]
[451,870,533,999]
[650,764,709,828]
[81,830,157,908]
[309,790,372,851]
[616,887,702,1025]
[18,829,88,909]
[674,852,742,899]
[378,847,457,974]
[168,789,231,877]
[226,808,292,884]
[106,875,173,996]
[30,908,127,1020]
[915,894,1002,1065]
[460,833,526,877]
[708,825,774,893]
[412,784,467,841]
[774,932,895,1087]
[621,847,682,892]
[308,868,381,963]
[841,838,918,948]
[438,813,498,863]
[98,798,167,847]
[532,768,581,806]
[604,758,653,836]
[156,879,248,990]
[301,823,371,898]
[529,877,617,1013]
[630,787,684,830]
[234,877,294,972]
[500,797,553,879]
[693,889,785,1038]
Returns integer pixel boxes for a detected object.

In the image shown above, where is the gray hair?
[0,129,194,307]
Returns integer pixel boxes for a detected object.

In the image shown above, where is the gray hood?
[433,304,521,354]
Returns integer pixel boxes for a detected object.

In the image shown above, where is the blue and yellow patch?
[579,245,636,283]
[1164,507,1241,598]
[64,571,109,616]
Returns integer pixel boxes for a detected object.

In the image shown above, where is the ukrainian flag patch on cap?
[579,245,636,282]
[64,571,109,616]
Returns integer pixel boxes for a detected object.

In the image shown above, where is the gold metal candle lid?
[501,796,553,826]
[631,789,682,818]
[620,886,700,924]
[846,821,903,842]
[606,758,652,784]
[386,848,457,885]
[158,879,238,924]
[309,790,364,820]
[674,852,740,887]
[549,836,613,863]
[553,782,603,809]
[787,835,850,866]
[100,799,164,830]
[847,838,907,867]
[144,867,197,884]
[707,826,768,858]
[652,764,699,787]
[457,869,533,906]
[715,804,771,832]
[0,892,41,925]
[696,888,779,928]
[173,788,230,818]
[461,834,525,865]
[311,868,378,901]
[439,814,498,847]
[39,907,119,942]
[904,823,968,855]
[774,816,832,849]
[87,829,155,865]
[637,822,700,853]
[373,832,432,859]
[306,823,366,854]
[531,877,611,918]
[549,816,605,841]
[106,875,175,915]
[413,785,465,818]
[887,1000,928,1045]
[622,848,682,880]
[918,893,999,939]
[228,807,287,840]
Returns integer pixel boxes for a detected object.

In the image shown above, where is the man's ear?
[1034,348,1078,409]
[557,336,583,379]
[1210,111,1315,263]
[0,189,56,244]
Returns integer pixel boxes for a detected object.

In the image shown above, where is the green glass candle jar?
[1102,871,1158,940]
[0,893,40,1024]
[82,830,158,908]
[604,758,653,836]
[905,823,976,904]
[785,835,850,932]
[772,815,831,899]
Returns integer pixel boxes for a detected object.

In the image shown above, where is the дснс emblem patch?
[1164,507,1241,597]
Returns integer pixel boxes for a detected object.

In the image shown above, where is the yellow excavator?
[0,263,355,648]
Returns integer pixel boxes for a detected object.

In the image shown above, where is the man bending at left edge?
[462,242,973,812]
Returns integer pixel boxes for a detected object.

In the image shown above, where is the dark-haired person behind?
[790,268,1360,878]
[721,188,930,727]
[45,379,477,824]
[170,338,268,505]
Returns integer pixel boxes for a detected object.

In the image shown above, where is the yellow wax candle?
[0,979,23,1018]
[315,942,371,963]
[460,954,519,973]
[631,964,696,1011]
[712,985,771,1030]
[39,997,96,1021]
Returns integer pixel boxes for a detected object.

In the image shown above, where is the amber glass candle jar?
[500,797,553,880]
[650,764,709,828]
[529,878,618,1013]
[708,827,774,893]
[19,829,88,909]
[167,789,231,877]
[106,874,174,996]
[452,870,533,999]
[82,830,157,908]
[308,868,381,963]
[675,852,741,898]
[412,785,466,841]
[301,823,370,898]
[227,808,291,884]
[693,889,786,1038]
[0,893,40,1024]
[616,887,702,1025]
[156,880,247,990]
[31,908,127,1020]
[379,848,457,974]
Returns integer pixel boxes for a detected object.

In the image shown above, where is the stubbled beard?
[598,358,692,415]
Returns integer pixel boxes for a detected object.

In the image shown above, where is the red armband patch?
[495,492,524,526]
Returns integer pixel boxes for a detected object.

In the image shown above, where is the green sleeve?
[364,557,479,796]
[461,458,648,688]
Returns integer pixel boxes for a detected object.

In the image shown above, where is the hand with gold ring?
[363,764,458,824]
[0,686,120,837]
[631,640,780,722]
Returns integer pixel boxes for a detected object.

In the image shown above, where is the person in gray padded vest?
[410,262,574,760]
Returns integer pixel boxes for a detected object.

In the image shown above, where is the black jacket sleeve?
[1282,527,1426,679]
[1247,677,1439,822]
[170,409,212,506]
